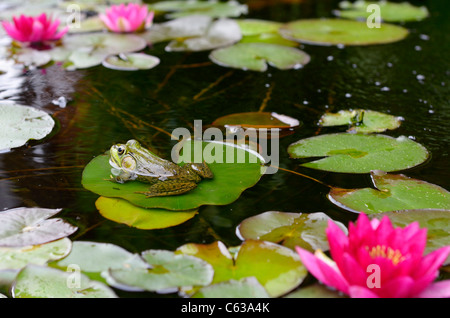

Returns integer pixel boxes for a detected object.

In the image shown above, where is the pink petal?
[348,285,379,298]
[296,247,349,294]
[415,246,450,278]
[379,276,416,298]
[416,280,450,298]
[326,220,349,266]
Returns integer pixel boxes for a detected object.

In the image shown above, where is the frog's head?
[109,140,140,171]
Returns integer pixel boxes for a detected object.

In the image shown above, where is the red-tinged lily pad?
[288,133,429,173]
[177,240,307,297]
[209,42,310,72]
[329,171,450,214]
[212,111,300,129]
[95,196,198,229]
[370,209,450,265]
[319,109,403,133]
[81,141,264,211]
[236,211,347,252]
[279,18,409,46]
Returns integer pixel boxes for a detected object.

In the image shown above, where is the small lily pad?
[82,141,264,211]
[335,1,429,22]
[177,240,307,297]
[95,196,198,229]
[370,209,450,265]
[319,109,403,133]
[12,265,117,298]
[165,18,242,52]
[108,249,214,293]
[328,171,450,214]
[236,211,347,251]
[236,19,299,47]
[212,111,300,129]
[209,42,310,72]
[285,283,345,298]
[192,277,270,298]
[102,53,160,71]
[288,133,429,173]
[0,238,71,270]
[279,18,409,46]
[0,207,76,247]
[0,102,55,152]
[150,0,248,19]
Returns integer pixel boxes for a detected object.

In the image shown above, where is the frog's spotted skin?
[109,139,213,197]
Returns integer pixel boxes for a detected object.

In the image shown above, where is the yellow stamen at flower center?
[367,245,405,265]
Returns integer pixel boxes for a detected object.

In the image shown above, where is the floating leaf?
[12,265,117,298]
[209,42,310,72]
[288,133,429,173]
[141,15,213,45]
[192,277,270,298]
[0,102,55,152]
[177,240,307,297]
[150,0,248,19]
[68,16,105,34]
[212,111,300,129]
[279,19,409,46]
[0,238,71,270]
[102,53,160,71]
[95,196,197,229]
[165,18,242,52]
[0,207,77,247]
[108,249,214,293]
[236,19,298,47]
[370,209,450,265]
[335,1,429,22]
[53,33,147,69]
[285,283,345,298]
[236,211,347,252]
[319,109,403,133]
[82,141,264,211]
[329,171,450,214]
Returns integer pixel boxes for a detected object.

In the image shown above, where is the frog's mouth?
[109,157,121,170]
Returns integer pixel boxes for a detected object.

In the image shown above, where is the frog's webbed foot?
[135,180,198,197]
[186,161,214,179]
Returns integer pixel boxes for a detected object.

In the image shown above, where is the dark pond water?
[0,0,449,292]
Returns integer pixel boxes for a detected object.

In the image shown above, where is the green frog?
[109,139,213,197]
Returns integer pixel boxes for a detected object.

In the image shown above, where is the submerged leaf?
[319,109,403,133]
[236,211,347,251]
[329,171,450,214]
[95,196,197,229]
[288,133,429,173]
[0,207,76,247]
[335,1,429,22]
[209,42,310,72]
[279,18,409,46]
[0,102,55,152]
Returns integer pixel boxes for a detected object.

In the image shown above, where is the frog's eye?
[117,146,125,156]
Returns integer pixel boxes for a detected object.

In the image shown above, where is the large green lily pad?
[209,42,310,72]
[370,209,450,265]
[288,133,429,173]
[192,277,270,298]
[177,240,307,297]
[0,102,55,151]
[236,19,298,47]
[335,1,429,22]
[107,249,214,293]
[95,196,198,229]
[319,109,403,133]
[236,211,347,251]
[0,207,77,247]
[82,141,264,210]
[12,265,117,298]
[329,171,450,214]
[0,238,71,270]
[279,18,409,46]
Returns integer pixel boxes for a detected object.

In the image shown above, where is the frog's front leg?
[135,180,198,197]
[185,161,214,179]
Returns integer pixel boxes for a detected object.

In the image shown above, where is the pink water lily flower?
[100,3,154,33]
[296,213,450,298]
[2,13,68,44]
